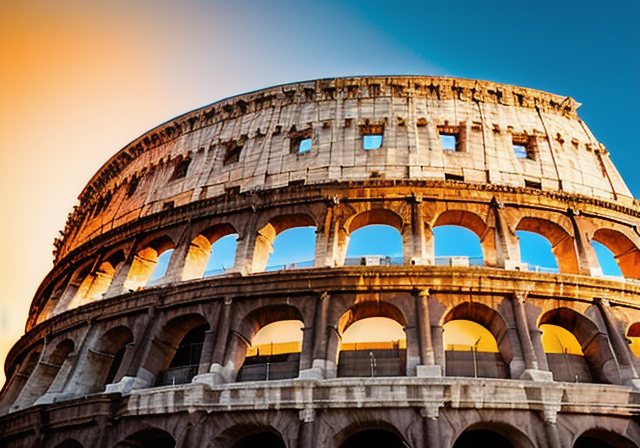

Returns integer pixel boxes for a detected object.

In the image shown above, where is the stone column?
[421,406,442,448]
[299,292,330,379]
[596,298,639,385]
[104,240,137,298]
[197,330,216,375]
[194,297,234,385]
[569,210,602,276]
[492,199,521,270]
[297,407,316,448]
[415,291,441,377]
[163,226,192,283]
[408,195,428,264]
[512,292,553,381]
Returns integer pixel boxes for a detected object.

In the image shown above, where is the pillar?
[421,406,442,448]
[569,210,602,276]
[492,199,521,269]
[297,408,316,448]
[408,195,428,264]
[596,298,639,385]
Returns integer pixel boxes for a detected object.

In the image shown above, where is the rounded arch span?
[592,228,640,279]
[239,304,305,340]
[141,313,210,383]
[573,428,639,448]
[52,439,84,448]
[443,301,512,378]
[212,424,285,448]
[68,251,125,310]
[433,210,493,266]
[124,235,176,290]
[516,216,579,274]
[347,208,403,234]
[337,301,407,335]
[334,420,408,448]
[113,427,176,448]
[70,325,133,395]
[253,213,317,273]
[183,223,238,280]
[453,421,535,448]
[539,307,616,384]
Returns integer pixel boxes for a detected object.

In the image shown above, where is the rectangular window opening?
[524,180,542,190]
[445,173,464,182]
[363,134,383,150]
[297,138,312,153]
[512,133,536,160]
[170,158,191,181]
[437,124,463,152]
[289,128,313,154]
[223,143,243,165]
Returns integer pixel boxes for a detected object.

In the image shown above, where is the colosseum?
[1,76,639,448]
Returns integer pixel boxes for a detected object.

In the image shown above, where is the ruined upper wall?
[54,76,635,261]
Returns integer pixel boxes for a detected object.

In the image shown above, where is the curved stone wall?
[1,77,639,448]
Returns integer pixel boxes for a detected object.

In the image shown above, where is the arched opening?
[627,323,640,358]
[156,323,209,386]
[541,323,591,382]
[68,251,125,309]
[232,431,286,448]
[433,210,491,266]
[516,217,579,274]
[71,326,133,395]
[517,230,559,273]
[592,229,640,279]
[336,303,407,378]
[113,428,176,448]
[182,224,238,280]
[253,214,316,273]
[266,226,316,271]
[123,236,175,290]
[53,440,84,448]
[434,226,484,267]
[345,225,403,266]
[0,346,42,413]
[591,241,624,277]
[142,314,209,387]
[236,308,304,382]
[539,308,611,383]
[442,303,511,379]
[443,319,505,378]
[574,429,639,448]
[339,429,407,448]
[12,339,74,409]
[453,429,514,448]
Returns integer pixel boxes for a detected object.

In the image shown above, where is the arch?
[11,339,75,409]
[213,425,286,448]
[347,209,404,234]
[592,229,640,279]
[266,226,316,271]
[540,323,590,382]
[113,428,176,448]
[182,224,238,280]
[517,230,559,272]
[0,344,43,413]
[442,302,511,379]
[627,322,640,358]
[123,235,175,290]
[345,225,403,265]
[53,439,84,448]
[516,217,579,274]
[235,305,305,382]
[335,420,408,448]
[574,428,639,448]
[539,308,615,383]
[453,422,534,448]
[68,251,125,309]
[253,213,317,273]
[232,431,286,448]
[140,313,210,385]
[433,210,492,266]
[156,323,210,386]
[71,326,133,395]
[336,302,407,378]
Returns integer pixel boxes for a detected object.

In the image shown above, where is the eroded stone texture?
[1,77,639,448]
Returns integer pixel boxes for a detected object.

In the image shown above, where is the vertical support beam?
[513,292,538,370]
[569,210,602,276]
[415,290,440,378]
[421,406,442,448]
[492,198,521,269]
[407,194,427,264]
[104,240,137,298]
[596,298,638,384]
[297,408,316,448]
[197,330,216,375]
[163,225,192,283]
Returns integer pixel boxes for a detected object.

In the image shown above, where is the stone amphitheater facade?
[1,76,639,448]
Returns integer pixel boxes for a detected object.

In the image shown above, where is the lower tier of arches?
[0,377,638,448]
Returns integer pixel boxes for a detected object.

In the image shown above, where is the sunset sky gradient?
[1,0,638,385]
